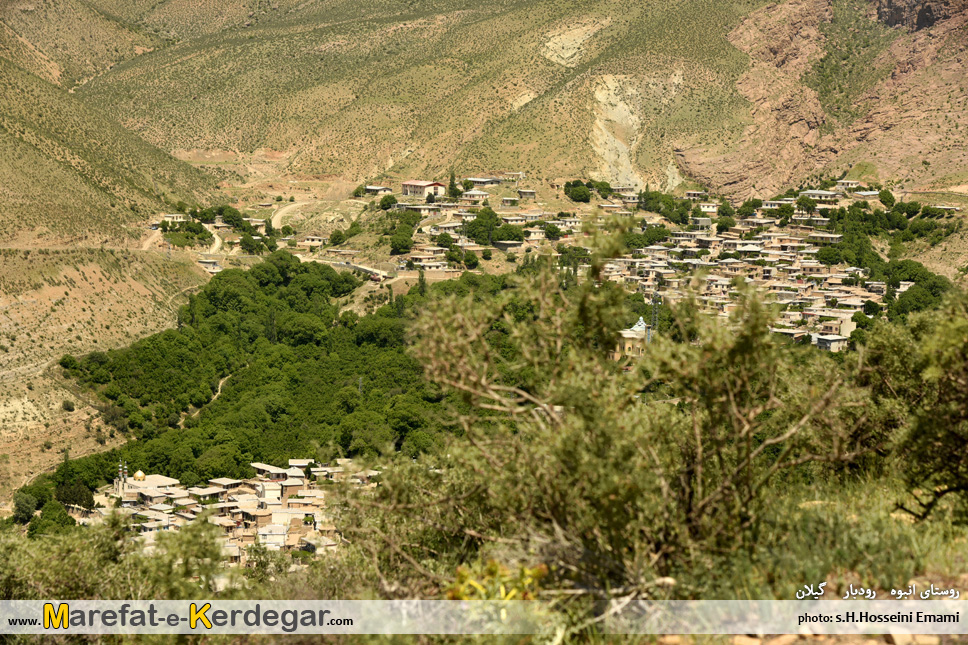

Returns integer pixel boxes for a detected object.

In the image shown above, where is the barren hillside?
[0,249,208,503]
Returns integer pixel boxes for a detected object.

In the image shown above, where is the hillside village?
[171,173,961,359]
[72,458,380,568]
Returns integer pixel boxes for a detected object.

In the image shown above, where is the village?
[286,175,961,357]
[69,458,380,569]
[156,174,961,357]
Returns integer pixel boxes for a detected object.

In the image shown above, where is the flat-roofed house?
[465,177,502,187]
[364,186,392,196]
[401,181,446,199]
[459,190,490,204]
[250,462,287,481]
[816,334,849,352]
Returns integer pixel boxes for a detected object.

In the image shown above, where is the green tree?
[879,189,896,209]
[390,233,413,254]
[379,195,397,210]
[27,500,76,539]
[353,185,365,198]
[12,491,37,524]
[568,186,591,203]
[716,216,736,233]
[544,224,563,241]
[797,196,818,215]
[448,171,462,200]
[329,230,346,246]
[240,234,263,255]
[464,251,479,269]
[816,246,843,265]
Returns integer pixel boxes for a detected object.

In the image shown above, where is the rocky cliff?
[877,0,968,30]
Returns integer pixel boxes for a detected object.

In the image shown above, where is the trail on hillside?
[272,200,315,229]
[192,373,232,417]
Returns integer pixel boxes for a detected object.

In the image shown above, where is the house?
[428,221,463,236]
[459,190,490,204]
[685,190,708,201]
[690,217,713,229]
[299,235,326,248]
[465,177,502,187]
[257,524,288,550]
[763,199,795,210]
[364,186,392,196]
[835,180,861,191]
[400,181,446,199]
[699,203,719,215]
[187,486,224,503]
[162,213,188,223]
[806,232,843,246]
[517,189,537,200]
[396,203,440,216]
[502,197,519,207]
[815,334,849,352]
[250,462,287,481]
[798,189,841,205]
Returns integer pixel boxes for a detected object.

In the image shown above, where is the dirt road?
[272,200,315,230]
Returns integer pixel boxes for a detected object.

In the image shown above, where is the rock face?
[876,0,968,30]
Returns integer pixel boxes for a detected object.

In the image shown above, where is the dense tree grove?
[48,252,518,496]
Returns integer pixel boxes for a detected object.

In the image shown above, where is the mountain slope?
[73,0,764,189]
[0,0,160,86]
[0,58,218,241]
[4,0,968,197]
[678,0,968,196]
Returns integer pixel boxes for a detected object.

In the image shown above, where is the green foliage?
[464,207,500,246]
[816,246,842,265]
[797,196,817,214]
[624,226,671,249]
[12,491,37,524]
[564,181,591,203]
[716,215,735,233]
[879,189,896,208]
[492,224,524,242]
[27,500,76,539]
[448,171,461,200]
[163,219,213,248]
[543,223,563,241]
[379,195,397,211]
[329,230,347,246]
[804,0,901,124]
[866,293,968,519]
[390,232,413,254]
[46,254,525,489]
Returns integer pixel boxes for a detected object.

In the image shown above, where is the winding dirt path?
[192,373,232,417]
[271,200,315,229]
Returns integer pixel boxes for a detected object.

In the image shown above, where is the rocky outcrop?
[876,0,968,30]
